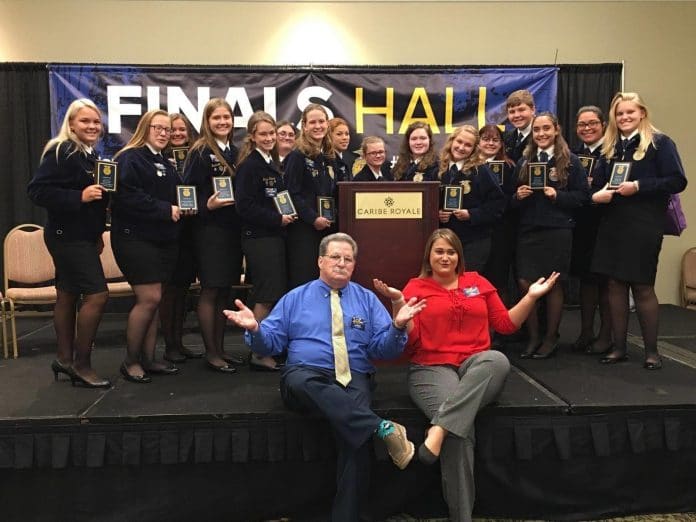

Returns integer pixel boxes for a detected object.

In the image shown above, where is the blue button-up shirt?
[246,279,407,374]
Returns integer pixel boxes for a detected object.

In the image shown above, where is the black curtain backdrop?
[558,63,623,149]
[0,63,621,286]
[0,63,51,280]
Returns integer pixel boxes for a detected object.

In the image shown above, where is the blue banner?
[48,65,558,159]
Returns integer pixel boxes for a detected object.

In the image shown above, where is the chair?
[100,231,134,298]
[3,224,58,358]
[681,247,696,310]
[1,290,18,359]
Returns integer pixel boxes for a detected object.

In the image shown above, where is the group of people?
[27,87,686,521]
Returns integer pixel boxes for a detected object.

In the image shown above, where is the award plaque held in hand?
[176,185,198,211]
[443,186,462,210]
[528,162,547,190]
[317,196,336,221]
[608,162,632,189]
[95,160,118,191]
[212,176,234,202]
[274,190,297,216]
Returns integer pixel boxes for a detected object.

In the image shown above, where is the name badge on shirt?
[351,316,366,330]
[463,286,480,297]
[154,162,167,177]
[265,187,278,198]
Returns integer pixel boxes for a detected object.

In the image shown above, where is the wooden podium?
[338,181,440,294]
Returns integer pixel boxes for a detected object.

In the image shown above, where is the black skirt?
[111,234,179,285]
[286,221,323,290]
[516,227,572,281]
[570,205,602,280]
[591,199,664,285]
[169,218,197,287]
[44,231,107,295]
[193,223,243,288]
[243,236,287,303]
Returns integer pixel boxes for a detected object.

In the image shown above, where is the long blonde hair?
[237,110,280,166]
[41,98,103,160]
[113,109,170,159]
[188,98,236,176]
[438,125,484,178]
[601,92,660,162]
[296,103,335,160]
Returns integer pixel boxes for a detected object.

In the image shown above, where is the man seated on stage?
[224,232,426,521]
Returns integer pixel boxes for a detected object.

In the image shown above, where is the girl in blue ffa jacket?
[236,111,297,371]
[570,106,612,355]
[590,92,687,370]
[512,112,590,360]
[391,122,439,182]
[329,117,358,180]
[438,125,505,273]
[285,103,347,288]
[112,110,182,383]
[27,98,111,388]
[183,98,244,373]
[352,136,393,181]
[478,123,519,304]
[159,113,202,363]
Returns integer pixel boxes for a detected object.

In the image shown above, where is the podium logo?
[355,192,423,220]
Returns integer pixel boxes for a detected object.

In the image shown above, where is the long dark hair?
[518,112,571,188]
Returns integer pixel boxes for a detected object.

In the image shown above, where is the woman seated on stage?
[375,228,558,522]
[112,110,182,383]
[352,136,393,181]
[391,122,439,182]
[590,92,687,369]
[28,98,111,388]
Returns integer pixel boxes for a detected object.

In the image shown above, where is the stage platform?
[1,305,695,521]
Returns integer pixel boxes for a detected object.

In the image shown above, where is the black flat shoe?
[70,370,112,389]
[532,342,559,360]
[144,364,180,375]
[163,351,187,364]
[644,356,663,370]
[249,359,282,372]
[120,363,152,383]
[600,351,629,364]
[417,443,439,466]
[180,346,204,359]
[205,360,237,374]
[51,359,73,381]
[222,353,247,366]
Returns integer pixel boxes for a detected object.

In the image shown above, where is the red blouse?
[403,272,517,366]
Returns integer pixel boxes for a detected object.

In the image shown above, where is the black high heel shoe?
[120,363,152,383]
[532,342,559,360]
[51,359,73,381]
[70,369,112,389]
[519,341,541,359]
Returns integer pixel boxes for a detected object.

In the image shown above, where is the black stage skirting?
[1,305,695,521]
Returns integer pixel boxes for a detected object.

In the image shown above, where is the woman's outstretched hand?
[527,272,561,299]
